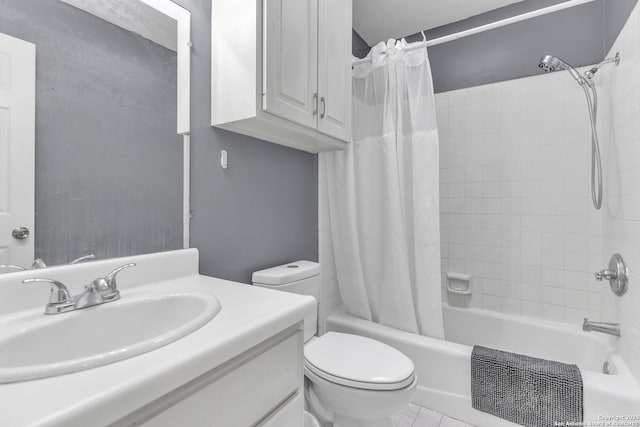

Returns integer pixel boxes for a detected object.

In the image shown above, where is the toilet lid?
[304,332,415,391]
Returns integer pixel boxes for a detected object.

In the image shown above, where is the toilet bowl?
[304,332,417,427]
[252,262,417,427]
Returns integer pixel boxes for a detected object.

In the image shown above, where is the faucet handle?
[22,278,75,314]
[104,263,136,291]
[84,263,135,304]
[0,264,26,272]
[594,269,617,281]
[23,278,71,303]
[31,259,48,269]
[69,254,96,264]
[595,254,629,297]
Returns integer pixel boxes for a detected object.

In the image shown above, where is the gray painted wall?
[402,0,638,92]
[174,0,318,284]
[605,0,639,48]
[0,0,183,266]
[352,30,370,58]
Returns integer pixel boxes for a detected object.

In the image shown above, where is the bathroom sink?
[0,292,221,383]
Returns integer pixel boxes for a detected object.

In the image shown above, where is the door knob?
[12,227,30,240]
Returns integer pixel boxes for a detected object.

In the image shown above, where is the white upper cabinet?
[264,0,318,129]
[211,0,352,153]
[317,0,352,142]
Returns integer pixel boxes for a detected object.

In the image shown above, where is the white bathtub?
[326,304,640,427]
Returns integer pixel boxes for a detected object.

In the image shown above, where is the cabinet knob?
[313,93,318,116]
[320,97,326,119]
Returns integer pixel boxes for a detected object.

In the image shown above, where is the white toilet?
[252,261,417,427]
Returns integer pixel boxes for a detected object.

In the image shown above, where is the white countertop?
[0,250,315,427]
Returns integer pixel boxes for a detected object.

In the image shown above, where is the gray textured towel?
[471,345,583,427]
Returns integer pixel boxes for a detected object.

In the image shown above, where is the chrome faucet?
[69,254,97,264]
[583,318,621,337]
[30,259,48,269]
[0,254,96,274]
[22,278,76,314]
[31,254,97,269]
[594,253,628,297]
[23,263,136,315]
[0,264,26,273]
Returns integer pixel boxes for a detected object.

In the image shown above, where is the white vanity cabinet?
[212,0,352,153]
[0,249,315,427]
[115,326,305,427]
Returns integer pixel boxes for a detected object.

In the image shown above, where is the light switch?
[220,150,228,170]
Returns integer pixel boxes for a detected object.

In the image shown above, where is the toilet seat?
[304,332,415,391]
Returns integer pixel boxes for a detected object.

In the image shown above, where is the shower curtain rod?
[352,0,598,66]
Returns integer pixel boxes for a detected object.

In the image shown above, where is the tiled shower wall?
[600,0,640,381]
[320,5,640,381]
[437,1,640,380]
[318,166,342,334]
[320,68,612,328]
[436,70,605,324]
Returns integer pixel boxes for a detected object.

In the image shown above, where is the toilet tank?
[252,261,320,341]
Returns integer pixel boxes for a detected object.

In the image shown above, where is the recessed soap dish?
[446,273,472,295]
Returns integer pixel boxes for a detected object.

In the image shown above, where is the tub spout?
[583,318,621,337]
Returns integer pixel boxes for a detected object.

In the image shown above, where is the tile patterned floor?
[391,404,476,427]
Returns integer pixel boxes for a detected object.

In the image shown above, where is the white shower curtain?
[320,39,444,338]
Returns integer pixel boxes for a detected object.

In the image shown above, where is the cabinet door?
[139,330,303,427]
[258,393,304,427]
[317,0,352,142]
[264,0,318,129]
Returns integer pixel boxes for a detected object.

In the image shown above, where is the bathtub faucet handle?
[594,254,629,297]
[594,269,617,281]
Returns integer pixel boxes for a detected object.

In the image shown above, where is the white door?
[317,0,352,142]
[263,0,318,129]
[0,33,35,270]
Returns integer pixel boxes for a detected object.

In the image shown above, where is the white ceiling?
[61,0,177,51]
[353,0,527,46]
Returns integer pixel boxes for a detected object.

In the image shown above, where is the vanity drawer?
[135,327,303,427]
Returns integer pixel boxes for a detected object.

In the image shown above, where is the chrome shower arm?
[586,52,621,79]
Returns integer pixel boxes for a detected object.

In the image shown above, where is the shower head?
[538,55,584,84]
[538,55,563,72]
